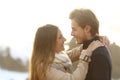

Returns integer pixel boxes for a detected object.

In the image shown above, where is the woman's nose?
[64,37,66,41]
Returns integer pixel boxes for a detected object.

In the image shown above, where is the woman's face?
[55,29,66,53]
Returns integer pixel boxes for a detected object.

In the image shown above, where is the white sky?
[0,0,120,60]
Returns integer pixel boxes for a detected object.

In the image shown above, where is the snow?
[0,69,28,80]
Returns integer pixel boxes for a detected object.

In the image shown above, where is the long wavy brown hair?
[29,24,58,80]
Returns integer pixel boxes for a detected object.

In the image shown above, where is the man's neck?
[83,36,100,49]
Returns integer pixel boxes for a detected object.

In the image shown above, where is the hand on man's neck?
[83,36,100,49]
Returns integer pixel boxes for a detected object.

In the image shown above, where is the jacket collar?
[83,36,100,49]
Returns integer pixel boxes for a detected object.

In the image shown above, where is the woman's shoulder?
[46,63,71,80]
[50,63,67,72]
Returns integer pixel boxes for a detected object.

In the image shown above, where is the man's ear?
[84,25,91,33]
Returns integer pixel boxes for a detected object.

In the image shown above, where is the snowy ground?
[0,69,28,80]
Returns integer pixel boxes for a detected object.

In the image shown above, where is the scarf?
[53,51,72,68]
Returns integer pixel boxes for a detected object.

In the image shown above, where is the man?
[69,8,112,80]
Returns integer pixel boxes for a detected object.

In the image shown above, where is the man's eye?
[73,29,76,31]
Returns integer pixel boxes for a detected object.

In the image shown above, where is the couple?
[29,8,112,80]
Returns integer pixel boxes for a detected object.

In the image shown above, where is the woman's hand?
[86,40,104,56]
[99,36,110,46]
[79,40,104,62]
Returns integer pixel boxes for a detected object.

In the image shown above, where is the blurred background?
[0,0,120,80]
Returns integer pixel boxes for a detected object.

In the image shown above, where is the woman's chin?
[76,40,82,44]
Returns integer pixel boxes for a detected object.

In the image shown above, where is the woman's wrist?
[86,48,92,56]
[79,50,91,63]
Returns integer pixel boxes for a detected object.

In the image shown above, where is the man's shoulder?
[92,46,111,56]
[91,46,112,65]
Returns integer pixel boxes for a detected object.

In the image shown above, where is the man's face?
[71,19,87,44]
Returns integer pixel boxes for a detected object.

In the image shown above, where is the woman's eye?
[59,35,63,39]
[59,36,62,39]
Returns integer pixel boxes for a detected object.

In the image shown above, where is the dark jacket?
[83,36,112,80]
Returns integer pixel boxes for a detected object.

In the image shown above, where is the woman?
[29,24,104,80]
